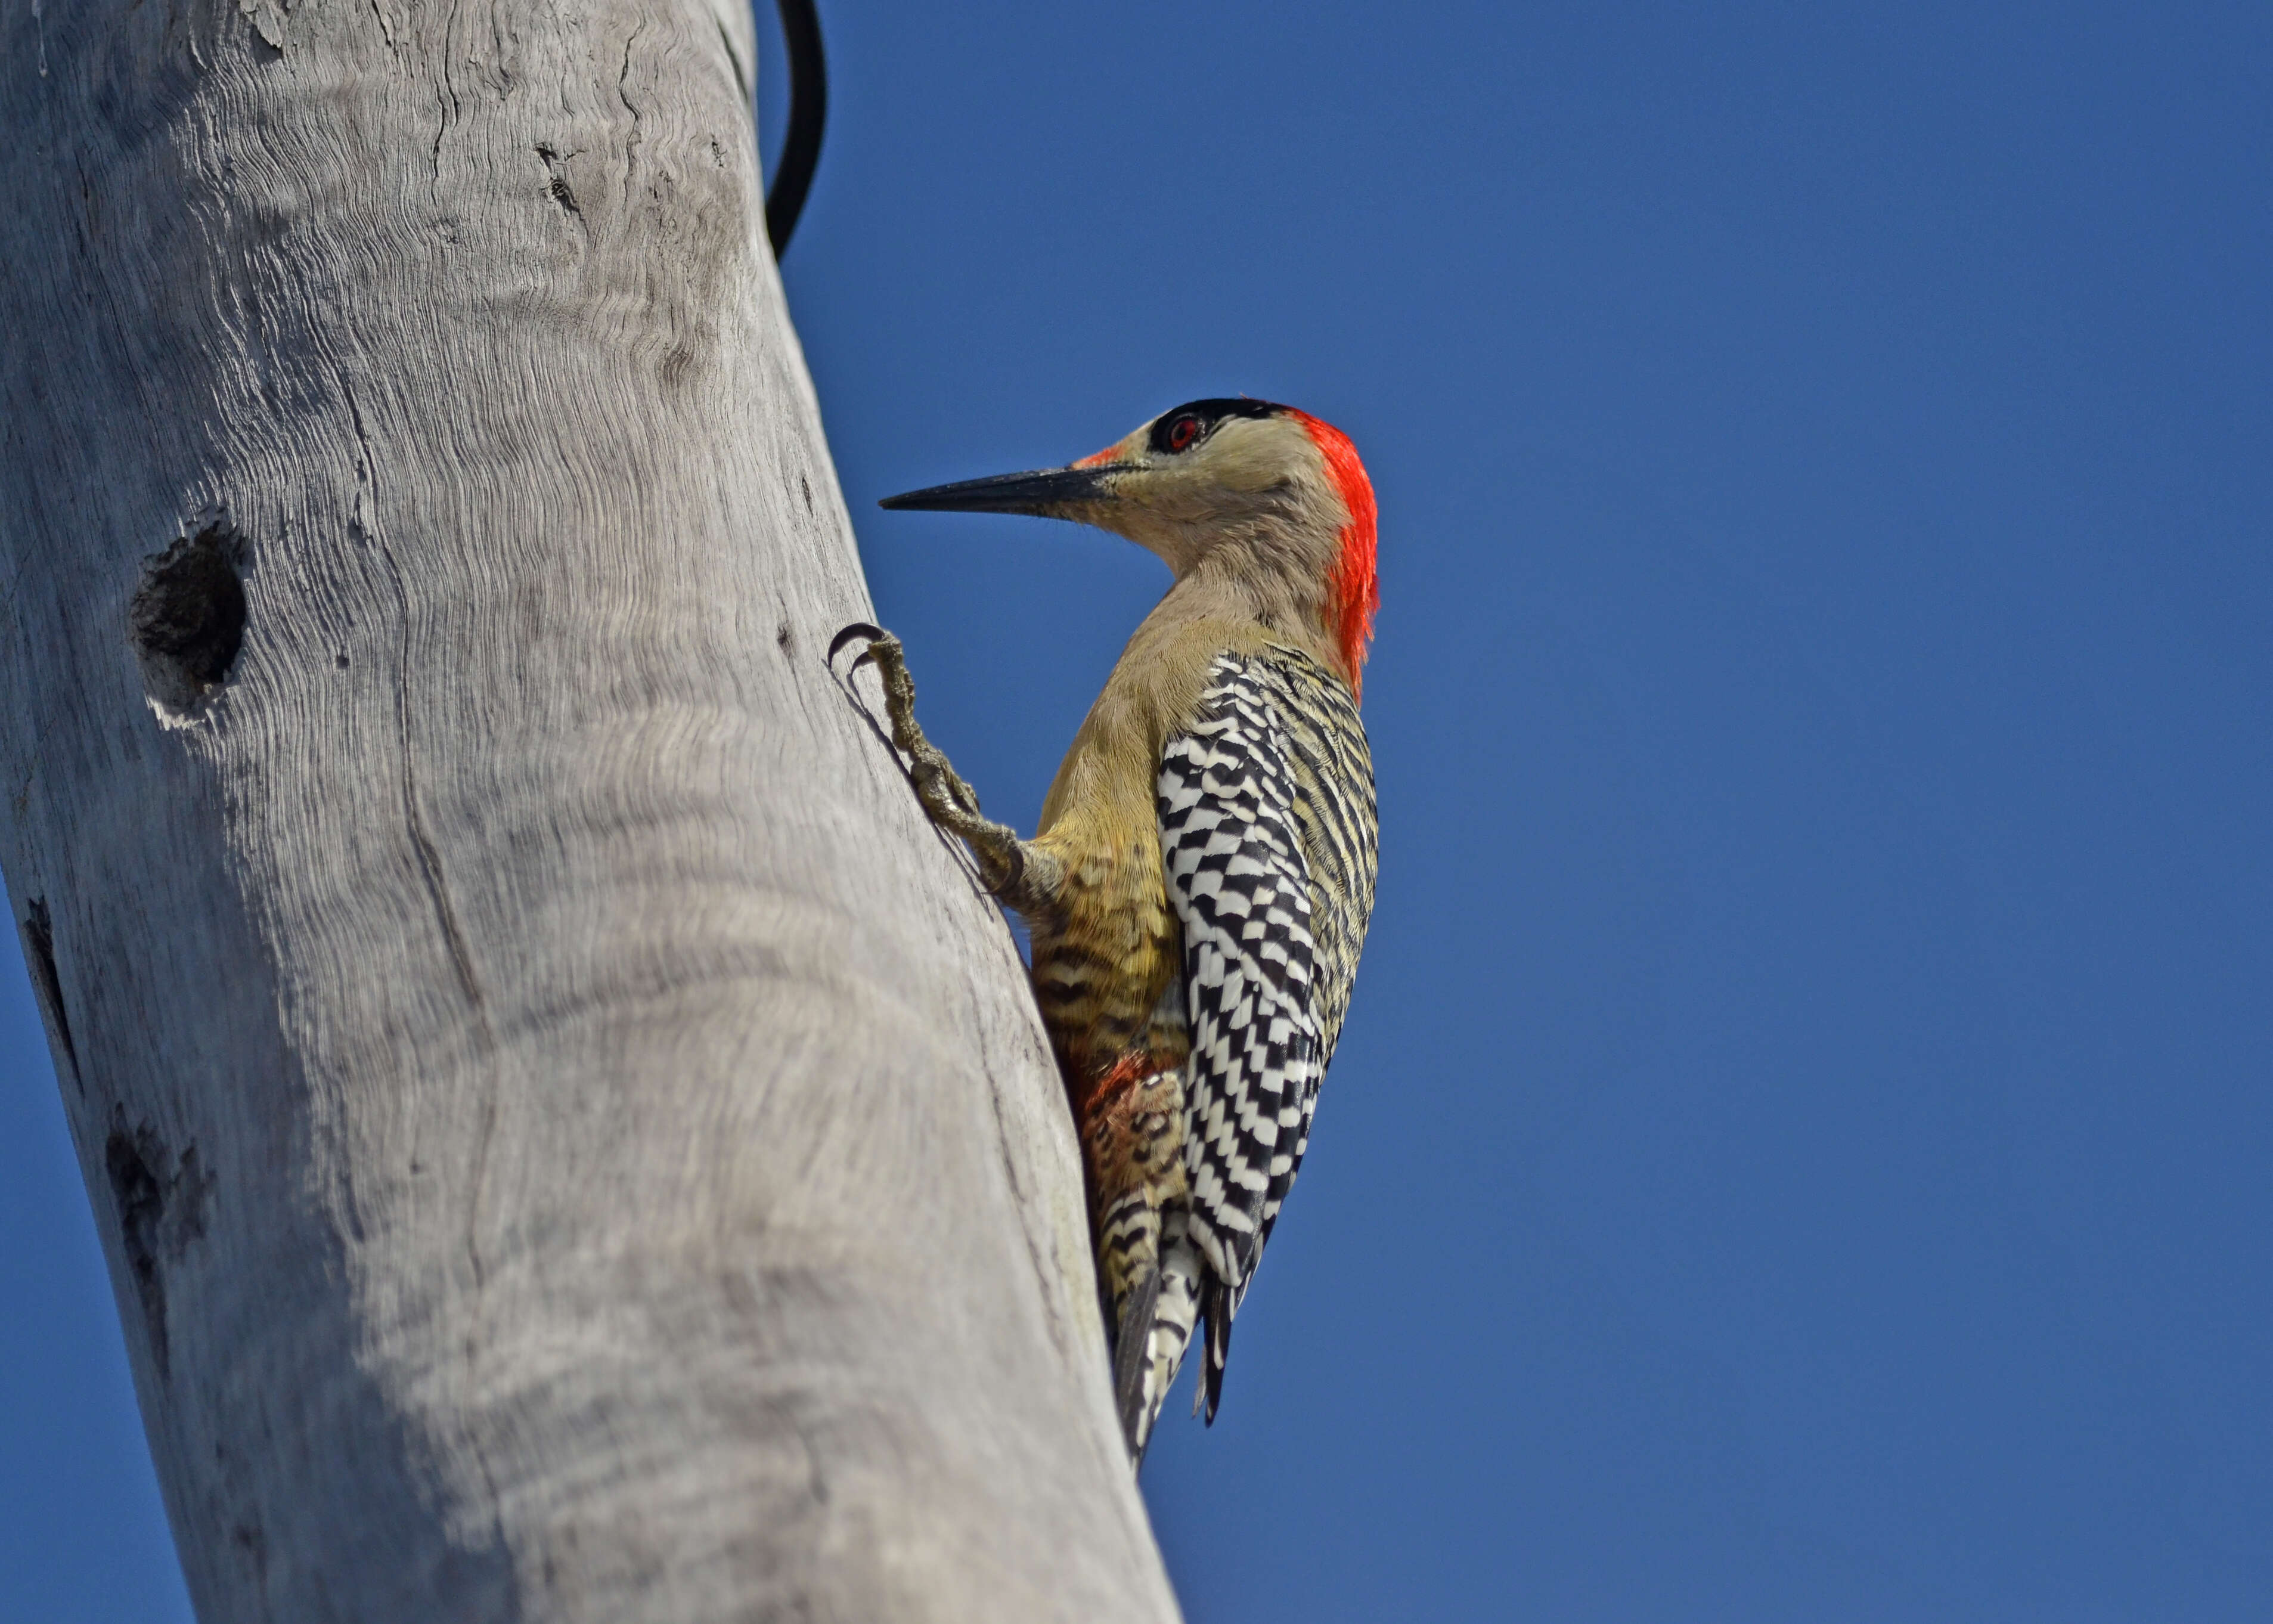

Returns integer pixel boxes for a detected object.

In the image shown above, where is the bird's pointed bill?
[877,464,1122,515]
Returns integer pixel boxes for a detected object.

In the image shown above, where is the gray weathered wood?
[0,4,1181,1619]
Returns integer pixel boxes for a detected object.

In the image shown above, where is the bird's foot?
[844,628,1057,912]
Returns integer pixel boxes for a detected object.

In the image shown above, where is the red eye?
[1167,416,1201,452]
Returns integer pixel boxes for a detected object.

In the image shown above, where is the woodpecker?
[851,398,1378,1460]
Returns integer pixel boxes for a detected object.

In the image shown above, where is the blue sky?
[5,3,2269,1618]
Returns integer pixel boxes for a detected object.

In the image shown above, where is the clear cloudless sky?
[5,3,2269,1619]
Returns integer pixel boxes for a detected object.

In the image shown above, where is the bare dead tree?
[0,4,1180,1619]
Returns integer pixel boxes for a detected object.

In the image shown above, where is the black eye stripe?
[1148,397,1283,455]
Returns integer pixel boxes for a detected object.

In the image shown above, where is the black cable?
[764,0,827,258]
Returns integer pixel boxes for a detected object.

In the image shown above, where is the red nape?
[1285,409,1379,702]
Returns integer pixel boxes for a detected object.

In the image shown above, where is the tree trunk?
[0,4,1179,1620]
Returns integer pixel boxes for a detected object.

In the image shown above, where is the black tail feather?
[1198,1277,1234,1425]
[1111,1265,1165,1459]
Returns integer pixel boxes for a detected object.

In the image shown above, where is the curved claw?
[827,621,889,665]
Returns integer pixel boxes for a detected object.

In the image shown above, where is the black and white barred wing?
[1157,657,1325,1312]
[1263,644,1378,1067]
[1252,645,1376,1256]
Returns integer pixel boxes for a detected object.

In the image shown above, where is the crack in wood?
[104,1114,213,1381]
[20,897,80,1093]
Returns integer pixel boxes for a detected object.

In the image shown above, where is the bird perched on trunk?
[844,398,1379,1460]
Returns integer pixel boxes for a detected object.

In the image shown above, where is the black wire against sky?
[764,0,827,256]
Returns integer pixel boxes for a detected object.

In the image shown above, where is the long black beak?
[877,463,1123,516]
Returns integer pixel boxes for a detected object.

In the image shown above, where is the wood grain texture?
[0,4,1180,1619]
